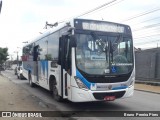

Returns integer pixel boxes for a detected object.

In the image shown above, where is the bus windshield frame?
[75,30,134,76]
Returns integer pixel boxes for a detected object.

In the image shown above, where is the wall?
[135,48,160,81]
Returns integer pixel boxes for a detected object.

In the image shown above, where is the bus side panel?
[22,61,34,80]
[38,60,50,90]
[66,73,71,100]
[22,61,28,80]
[49,62,60,90]
[58,65,62,97]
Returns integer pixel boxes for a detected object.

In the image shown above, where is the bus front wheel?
[53,85,63,102]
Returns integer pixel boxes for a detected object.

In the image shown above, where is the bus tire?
[53,85,63,102]
[28,73,34,87]
[19,75,22,80]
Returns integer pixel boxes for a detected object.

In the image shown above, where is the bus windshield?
[75,33,133,75]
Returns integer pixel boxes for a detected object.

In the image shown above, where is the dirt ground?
[135,83,160,94]
[0,75,70,120]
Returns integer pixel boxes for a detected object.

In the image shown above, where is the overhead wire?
[134,33,160,39]
[121,7,160,22]
[134,39,160,45]
[52,0,160,47]
[76,0,125,18]
[132,16,160,26]
[58,0,124,24]
[132,22,160,32]
[76,0,118,18]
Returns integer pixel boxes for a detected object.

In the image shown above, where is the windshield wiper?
[110,35,123,63]
[91,32,107,52]
[91,32,109,62]
[109,40,113,62]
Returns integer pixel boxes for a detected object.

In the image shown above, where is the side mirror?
[70,35,76,47]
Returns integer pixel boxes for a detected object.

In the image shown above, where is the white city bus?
[22,19,135,102]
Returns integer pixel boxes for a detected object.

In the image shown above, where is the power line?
[134,33,160,39]
[134,37,160,45]
[132,16,160,26]
[121,7,160,22]
[76,0,119,18]
[134,32,160,44]
[87,0,125,16]
[132,22,160,32]
[134,39,160,45]
[132,28,160,36]
[58,0,120,23]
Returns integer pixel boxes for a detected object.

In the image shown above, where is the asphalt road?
[1,70,160,120]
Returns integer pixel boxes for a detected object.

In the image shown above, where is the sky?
[0,0,160,60]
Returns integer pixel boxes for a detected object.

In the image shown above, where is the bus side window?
[65,38,71,74]
[33,45,39,61]
[64,37,69,70]
[59,35,71,74]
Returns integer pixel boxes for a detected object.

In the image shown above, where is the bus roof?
[23,18,131,47]
[23,21,70,47]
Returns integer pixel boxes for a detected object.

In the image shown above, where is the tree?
[0,47,9,73]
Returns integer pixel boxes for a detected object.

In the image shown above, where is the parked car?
[17,66,25,80]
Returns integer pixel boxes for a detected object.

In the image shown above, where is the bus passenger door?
[58,35,71,99]
[33,45,39,82]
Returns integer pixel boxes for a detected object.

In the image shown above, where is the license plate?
[104,96,116,101]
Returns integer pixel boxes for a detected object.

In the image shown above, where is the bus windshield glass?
[75,33,133,75]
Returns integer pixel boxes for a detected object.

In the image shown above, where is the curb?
[135,81,160,86]
[135,89,160,95]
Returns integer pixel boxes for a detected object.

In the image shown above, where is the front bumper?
[70,85,134,102]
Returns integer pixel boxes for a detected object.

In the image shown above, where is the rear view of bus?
[71,19,135,102]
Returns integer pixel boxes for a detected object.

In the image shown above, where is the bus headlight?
[74,77,88,90]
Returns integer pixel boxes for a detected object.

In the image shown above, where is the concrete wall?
[135,48,160,81]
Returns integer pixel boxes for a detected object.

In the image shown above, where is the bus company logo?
[2,112,11,117]
[91,83,96,90]
[108,85,112,90]
[94,84,112,90]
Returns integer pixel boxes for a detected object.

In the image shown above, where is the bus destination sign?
[74,19,126,33]
[82,22,124,33]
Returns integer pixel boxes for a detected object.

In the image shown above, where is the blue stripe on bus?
[76,69,128,90]
[40,60,48,80]
[112,86,128,90]
[23,65,32,72]
[76,69,91,89]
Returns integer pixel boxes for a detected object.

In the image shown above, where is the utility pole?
[14,51,19,66]
[0,0,2,14]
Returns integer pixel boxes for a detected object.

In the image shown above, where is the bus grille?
[93,91,126,100]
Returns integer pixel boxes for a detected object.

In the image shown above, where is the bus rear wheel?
[53,85,63,102]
